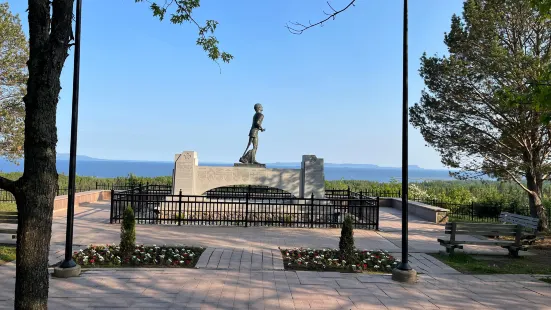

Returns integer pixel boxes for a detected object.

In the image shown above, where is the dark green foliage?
[339,215,355,261]
[409,0,551,230]
[120,206,136,255]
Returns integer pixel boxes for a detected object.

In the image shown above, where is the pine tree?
[120,206,136,255]
[339,215,355,260]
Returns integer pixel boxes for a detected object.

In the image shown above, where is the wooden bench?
[499,212,543,244]
[0,211,17,239]
[438,222,528,257]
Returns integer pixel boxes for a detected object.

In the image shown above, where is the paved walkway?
[1,200,548,309]
[1,201,514,266]
[1,263,550,309]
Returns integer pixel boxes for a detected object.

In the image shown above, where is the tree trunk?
[12,1,74,308]
[14,179,56,310]
[526,172,549,231]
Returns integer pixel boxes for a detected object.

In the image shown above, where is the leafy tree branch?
[136,0,233,70]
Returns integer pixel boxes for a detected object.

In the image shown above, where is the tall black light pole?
[55,0,83,277]
[392,0,417,283]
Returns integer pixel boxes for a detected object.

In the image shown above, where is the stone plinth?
[234,163,266,168]
[172,151,325,198]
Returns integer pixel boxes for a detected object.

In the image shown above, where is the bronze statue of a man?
[240,103,265,164]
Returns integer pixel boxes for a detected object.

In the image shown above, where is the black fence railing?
[325,188,401,199]
[328,186,550,227]
[110,185,380,229]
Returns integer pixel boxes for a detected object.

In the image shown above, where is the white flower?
[374,265,380,269]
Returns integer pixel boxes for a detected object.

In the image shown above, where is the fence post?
[178,190,182,226]
[398,189,401,198]
[347,186,351,199]
[360,190,364,220]
[110,189,115,224]
[310,193,314,228]
[95,181,98,190]
[130,187,135,221]
[471,202,474,221]
[245,185,250,227]
[376,196,380,230]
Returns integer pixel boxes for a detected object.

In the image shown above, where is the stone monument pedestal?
[172,151,324,198]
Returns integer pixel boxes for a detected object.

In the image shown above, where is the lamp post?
[392,0,417,283]
[53,0,83,278]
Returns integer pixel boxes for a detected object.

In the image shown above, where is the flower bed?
[73,244,204,268]
[280,248,399,273]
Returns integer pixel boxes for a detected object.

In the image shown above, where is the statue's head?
[254,103,263,112]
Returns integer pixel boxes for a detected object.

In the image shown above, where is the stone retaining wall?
[380,198,449,224]
[53,190,111,212]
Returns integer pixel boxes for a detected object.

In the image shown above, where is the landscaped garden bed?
[280,247,399,273]
[73,244,205,268]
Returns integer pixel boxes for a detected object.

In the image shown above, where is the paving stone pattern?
[1,264,550,309]
[196,248,284,271]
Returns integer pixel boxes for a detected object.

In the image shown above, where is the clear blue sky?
[8,0,464,168]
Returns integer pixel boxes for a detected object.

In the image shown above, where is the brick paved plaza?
[0,200,550,309]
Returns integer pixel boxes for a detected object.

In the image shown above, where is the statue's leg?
[242,137,252,157]
[251,136,259,164]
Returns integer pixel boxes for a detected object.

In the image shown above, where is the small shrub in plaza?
[73,244,205,267]
[120,206,136,255]
[339,215,355,261]
[280,248,399,273]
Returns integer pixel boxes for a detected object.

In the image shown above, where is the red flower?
[90,259,95,264]
[363,264,368,269]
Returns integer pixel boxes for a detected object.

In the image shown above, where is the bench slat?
[445,222,517,228]
[0,212,17,215]
[500,216,539,225]
[0,219,18,224]
[0,215,17,219]
[438,239,515,246]
[0,228,17,234]
[445,228,517,234]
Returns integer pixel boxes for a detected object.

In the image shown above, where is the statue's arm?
[256,114,265,131]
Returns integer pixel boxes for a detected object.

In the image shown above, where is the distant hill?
[0,154,432,170]
[56,153,106,161]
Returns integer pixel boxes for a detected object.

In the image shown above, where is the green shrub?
[339,215,355,261]
[120,206,136,255]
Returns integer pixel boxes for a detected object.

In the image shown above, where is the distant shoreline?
[0,159,483,182]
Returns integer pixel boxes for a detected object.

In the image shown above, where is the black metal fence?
[110,185,380,229]
[328,186,551,226]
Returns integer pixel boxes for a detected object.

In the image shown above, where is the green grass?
[0,202,16,212]
[430,252,551,274]
[0,245,16,263]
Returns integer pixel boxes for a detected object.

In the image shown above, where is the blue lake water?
[0,159,459,182]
